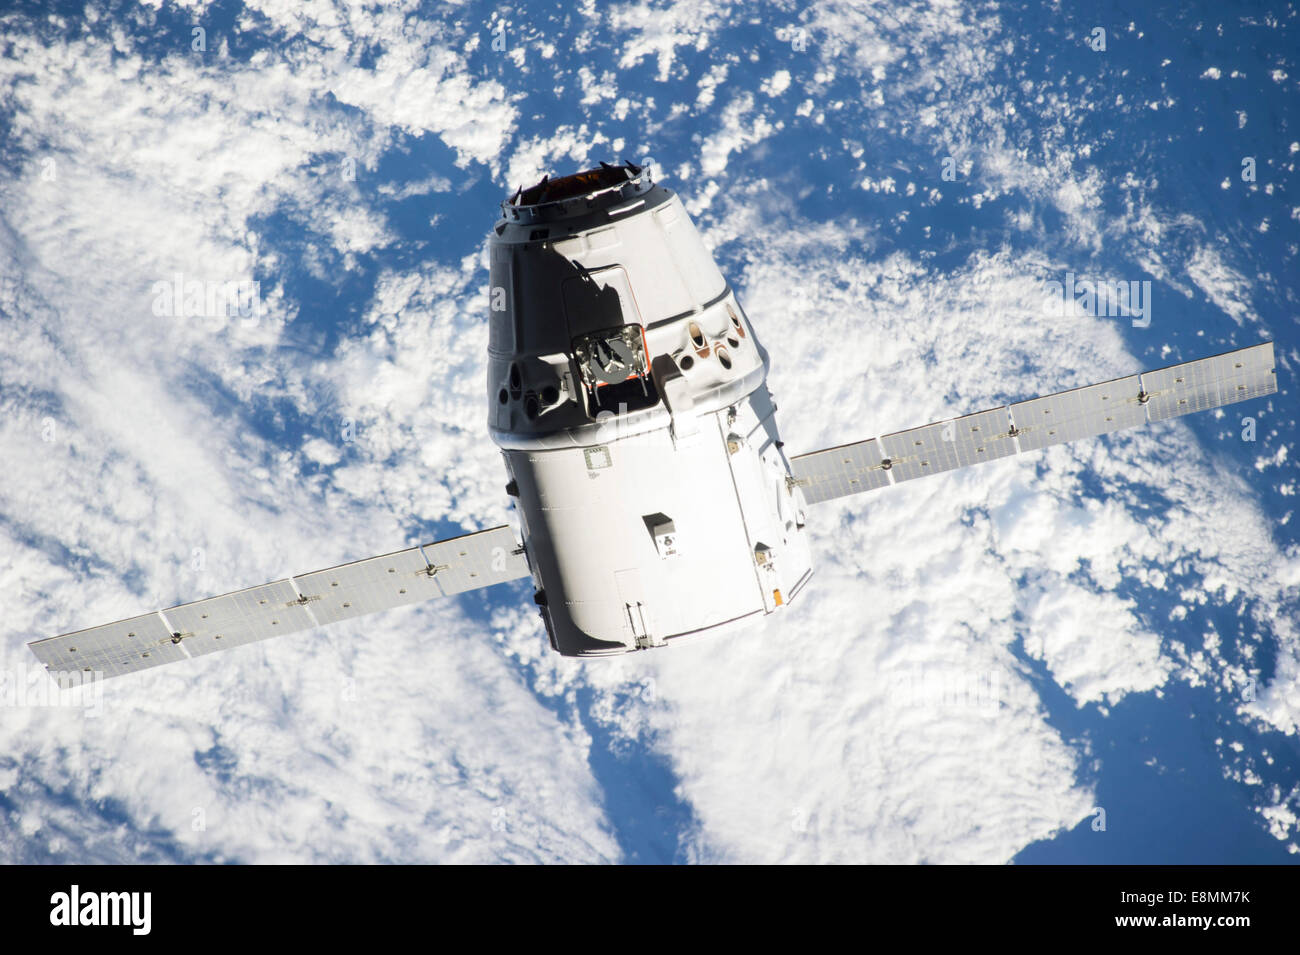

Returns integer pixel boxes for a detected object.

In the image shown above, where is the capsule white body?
[487,166,813,654]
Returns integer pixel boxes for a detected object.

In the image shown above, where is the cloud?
[1186,245,1260,327]
[0,3,614,864]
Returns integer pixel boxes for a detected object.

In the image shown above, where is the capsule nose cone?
[501,162,650,220]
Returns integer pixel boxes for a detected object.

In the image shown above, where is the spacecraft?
[29,162,1279,679]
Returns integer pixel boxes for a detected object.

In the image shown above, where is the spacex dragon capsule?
[487,163,813,655]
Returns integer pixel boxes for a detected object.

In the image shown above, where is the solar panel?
[1141,342,1277,423]
[293,526,527,624]
[787,342,1277,504]
[163,579,317,659]
[419,526,530,595]
[294,545,444,626]
[788,437,892,505]
[879,407,1017,483]
[28,611,188,680]
[1010,374,1145,452]
[29,525,529,681]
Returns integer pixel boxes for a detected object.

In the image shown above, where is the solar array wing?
[294,544,447,627]
[878,407,1018,484]
[789,342,1277,504]
[420,527,530,595]
[163,579,316,659]
[1010,374,1145,452]
[779,437,891,505]
[295,525,528,624]
[27,611,187,680]
[1141,343,1278,423]
[28,525,529,681]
